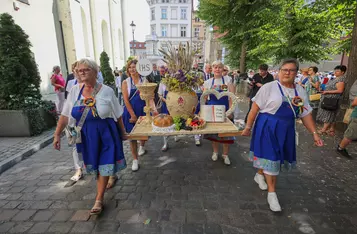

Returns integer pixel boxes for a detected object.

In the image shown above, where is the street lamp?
[130,20,136,56]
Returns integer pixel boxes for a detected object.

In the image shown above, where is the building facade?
[146,0,193,54]
[129,41,147,58]
[204,25,224,65]
[1,0,129,95]
[191,11,205,68]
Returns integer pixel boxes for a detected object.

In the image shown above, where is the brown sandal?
[106,176,117,189]
[90,200,103,215]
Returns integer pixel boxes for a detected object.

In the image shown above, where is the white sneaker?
[174,136,179,142]
[132,159,139,172]
[195,140,201,146]
[267,192,282,212]
[254,173,268,190]
[161,144,168,152]
[138,146,146,156]
[212,152,218,161]
[222,155,231,165]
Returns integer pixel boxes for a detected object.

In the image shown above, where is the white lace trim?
[152,123,176,133]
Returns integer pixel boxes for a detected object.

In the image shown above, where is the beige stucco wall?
[0,0,62,94]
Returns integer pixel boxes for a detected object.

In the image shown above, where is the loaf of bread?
[153,114,174,127]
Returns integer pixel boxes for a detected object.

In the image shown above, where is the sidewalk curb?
[0,134,55,175]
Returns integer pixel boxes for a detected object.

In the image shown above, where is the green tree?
[99,51,114,85]
[199,0,334,69]
[0,13,42,110]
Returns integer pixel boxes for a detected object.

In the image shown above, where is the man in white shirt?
[203,64,212,81]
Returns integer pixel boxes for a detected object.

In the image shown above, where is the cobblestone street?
[0,100,357,233]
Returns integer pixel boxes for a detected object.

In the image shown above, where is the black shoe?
[337,146,351,158]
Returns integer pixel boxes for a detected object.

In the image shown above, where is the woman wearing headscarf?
[242,59,323,212]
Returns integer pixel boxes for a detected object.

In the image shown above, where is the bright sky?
[125,0,199,42]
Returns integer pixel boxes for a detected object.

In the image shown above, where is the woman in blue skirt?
[122,59,157,171]
[54,59,127,215]
[242,59,323,212]
[203,61,236,165]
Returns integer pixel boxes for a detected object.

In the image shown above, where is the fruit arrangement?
[173,116,206,131]
[186,116,206,130]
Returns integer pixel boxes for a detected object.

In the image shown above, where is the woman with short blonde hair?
[203,61,235,165]
[54,58,127,215]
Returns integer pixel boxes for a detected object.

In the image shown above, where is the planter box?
[40,109,57,130]
[0,110,32,136]
[0,109,56,137]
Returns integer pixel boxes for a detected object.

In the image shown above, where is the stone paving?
[0,99,357,233]
[0,129,55,174]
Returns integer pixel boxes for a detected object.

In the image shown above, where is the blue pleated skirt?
[249,113,296,173]
[76,118,127,176]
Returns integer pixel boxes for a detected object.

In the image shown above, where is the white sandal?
[70,169,83,182]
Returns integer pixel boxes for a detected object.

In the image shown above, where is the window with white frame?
[180,26,186,37]
[161,25,168,37]
[161,9,167,19]
[171,9,177,19]
[162,0,169,2]
[195,17,200,22]
[194,27,199,38]
[180,9,187,19]
[179,0,187,3]
[151,8,155,20]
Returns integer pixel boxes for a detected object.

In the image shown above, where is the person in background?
[242,58,323,212]
[337,96,357,158]
[122,59,158,171]
[65,62,84,182]
[97,66,104,84]
[316,65,347,136]
[54,58,127,215]
[51,66,66,114]
[115,70,123,105]
[245,64,274,123]
[114,67,120,76]
[298,68,309,89]
[203,61,235,165]
[203,64,213,81]
[66,62,80,95]
[307,66,320,94]
[150,64,162,84]
[65,62,77,99]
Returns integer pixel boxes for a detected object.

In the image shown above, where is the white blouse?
[62,84,123,126]
[158,83,167,96]
[203,76,233,90]
[252,80,312,118]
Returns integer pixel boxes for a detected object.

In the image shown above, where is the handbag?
[343,108,353,124]
[65,84,100,145]
[309,94,321,101]
[321,97,339,111]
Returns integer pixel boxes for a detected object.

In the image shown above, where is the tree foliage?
[198,0,350,69]
[0,13,42,110]
[99,51,114,85]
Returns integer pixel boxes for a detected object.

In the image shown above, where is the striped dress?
[316,76,346,123]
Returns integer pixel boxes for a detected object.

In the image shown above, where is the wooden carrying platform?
[128,117,242,140]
